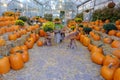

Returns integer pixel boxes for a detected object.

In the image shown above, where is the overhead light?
[3,4,7,7]
[20,4,23,7]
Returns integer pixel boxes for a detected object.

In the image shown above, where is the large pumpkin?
[0,56,10,74]
[103,54,120,68]
[9,53,24,70]
[113,68,120,80]
[91,52,105,65]
[100,64,116,80]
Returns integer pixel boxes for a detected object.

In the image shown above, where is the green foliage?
[18,16,28,22]
[54,17,60,21]
[78,24,83,27]
[83,27,92,34]
[92,7,120,22]
[44,14,53,21]
[15,20,24,26]
[42,22,55,32]
[75,13,83,20]
[70,26,76,31]
[75,18,82,23]
[103,23,117,33]
[55,23,63,29]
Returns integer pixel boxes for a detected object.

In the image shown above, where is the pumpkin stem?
[108,63,113,68]
[16,50,23,53]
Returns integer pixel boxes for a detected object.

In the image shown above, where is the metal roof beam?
[33,0,43,5]
[77,0,91,8]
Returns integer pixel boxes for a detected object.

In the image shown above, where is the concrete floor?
[0,40,104,80]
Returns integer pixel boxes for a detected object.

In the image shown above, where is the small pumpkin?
[112,49,120,59]
[108,30,116,36]
[39,30,46,37]
[10,46,21,54]
[0,56,10,74]
[92,34,101,41]
[8,33,17,41]
[88,43,94,51]
[116,32,120,38]
[24,40,34,49]
[111,40,120,48]
[9,53,24,70]
[91,45,103,54]
[113,68,120,80]
[0,37,6,46]
[83,36,90,47]
[103,37,113,44]
[20,45,28,50]
[30,32,37,42]
[37,40,43,47]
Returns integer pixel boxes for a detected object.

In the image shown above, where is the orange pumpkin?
[37,41,43,46]
[103,54,120,68]
[0,56,10,74]
[116,32,120,37]
[111,40,120,48]
[112,49,120,59]
[30,33,37,42]
[115,20,120,25]
[83,36,90,47]
[10,46,21,54]
[20,45,28,50]
[91,45,103,54]
[0,37,6,46]
[88,43,94,51]
[100,64,116,80]
[91,52,105,65]
[17,50,29,63]
[24,40,34,49]
[113,68,120,80]
[92,34,101,41]
[108,30,116,36]
[36,34,39,41]
[8,33,17,41]
[39,30,46,37]
[9,53,24,70]
[103,37,113,44]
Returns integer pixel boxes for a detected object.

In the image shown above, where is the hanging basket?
[85,9,90,13]
[108,1,116,8]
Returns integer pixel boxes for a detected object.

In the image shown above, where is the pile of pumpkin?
[0,29,46,74]
[75,28,120,80]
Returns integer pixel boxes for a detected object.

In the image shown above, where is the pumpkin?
[103,37,113,44]
[24,40,34,49]
[30,33,37,42]
[20,45,28,50]
[0,37,6,46]
[112,49,120,59]
[116,25,120,30]
[88,43,94,51]
[103,54,120,68]
[39,30,46,37]
[80,35,85,43]
[111,40,120,48]
[83,36,90,47]
[93,34,101,41]
[17,50,29,63]
[108,30,116,36]
[91,45,103,54]
[115,20,120,25]
[9,53,24,70]
[113,68,120,80]
[14,31,21,38]
[36,34,39,41]
[0,56,10,74]
[37,40,43,46]
[8,33,17,41]
[116,32,120,38]
[10,46,21,54]
[91,52,105,65]
[100,64,116,80]
[105,19,110,24]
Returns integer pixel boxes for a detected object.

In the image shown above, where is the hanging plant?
[108,1,116,8]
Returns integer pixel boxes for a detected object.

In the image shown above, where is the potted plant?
[15,20,25,28]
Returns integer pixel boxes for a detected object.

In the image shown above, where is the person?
[44,32,52,46]
[68,37,77,49]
